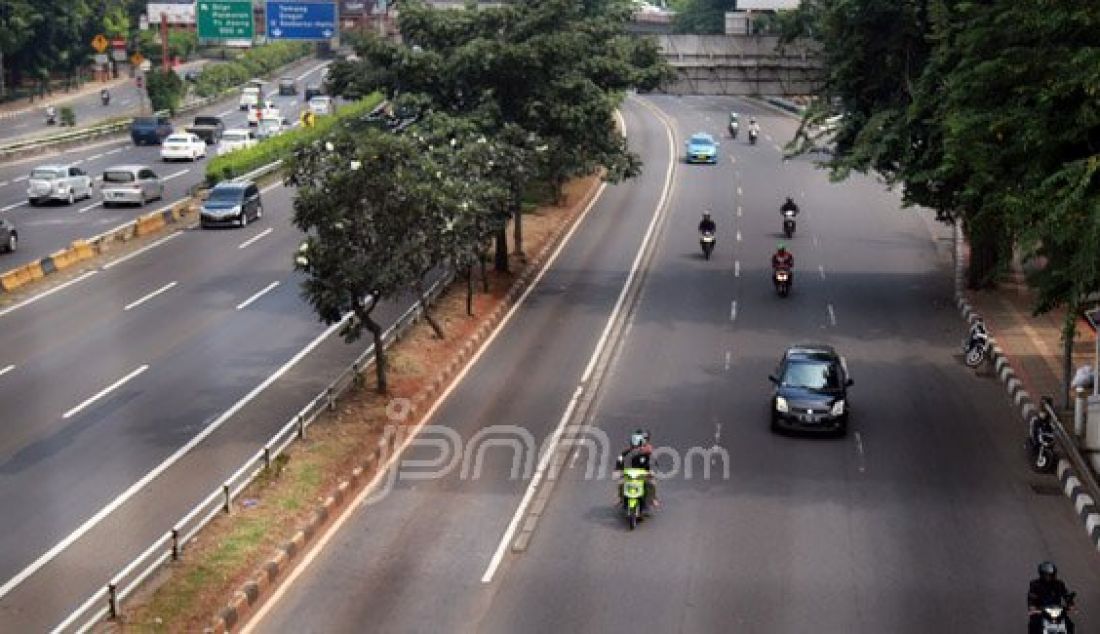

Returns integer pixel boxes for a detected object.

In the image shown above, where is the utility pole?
[161,13,170,71]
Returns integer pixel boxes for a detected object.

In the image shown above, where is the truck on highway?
[185,115,226,145]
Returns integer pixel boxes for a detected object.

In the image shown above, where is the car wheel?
[28,199,38,207]
[239,212,248,228]
[255,205,263,220]
[67,191,74,205]
[3,234,15,253]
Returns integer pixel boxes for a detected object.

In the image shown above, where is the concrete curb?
[209,176,605,632]
[0,199,197,294]
[952,225,1100,552]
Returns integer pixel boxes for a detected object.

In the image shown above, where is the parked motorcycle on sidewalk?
[620,467,650,530]
[45,106,57,126]
[962,318,990,368]
[1028,398,1058,473]
[774,267,792,297]
[700,231,716,260]
[782,209,797,239]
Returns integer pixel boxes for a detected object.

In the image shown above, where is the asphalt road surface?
[0,58,330,270]
[0,177,433,629]
[246,95,1100,633]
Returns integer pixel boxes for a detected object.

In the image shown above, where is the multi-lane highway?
[243,95,1100,633]
[0,58,328,271]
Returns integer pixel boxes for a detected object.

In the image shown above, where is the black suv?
[278,77,297,96]
[768,344,853,435]
[200,181,263,228]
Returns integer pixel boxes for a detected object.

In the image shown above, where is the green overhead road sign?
[197,1,255,40]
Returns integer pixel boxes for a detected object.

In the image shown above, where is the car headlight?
[775,396,789,413]
[830,400,846,416]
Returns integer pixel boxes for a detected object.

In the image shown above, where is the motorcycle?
[101,90,110,106]
[748,128,758,145]
[700,231,716,260]
[620,467,649,530]
[45,107,57,126]
[782,209,797,239]
[1028,410,1057,473]
[728,120,739,139]
[962,319,989,368]
[1031,591,1075,634]
[774,267,792,297]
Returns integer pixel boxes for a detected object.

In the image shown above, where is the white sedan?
[160,133,207,162]
[216,128,258,155]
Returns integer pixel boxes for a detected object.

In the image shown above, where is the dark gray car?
[0,218,16,253]
[200,181,263,228]
[769,344,853,436]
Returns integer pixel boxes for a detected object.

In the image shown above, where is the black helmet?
[785,196,794,204]
[1038,561,1057,579]
[702,210,712,219]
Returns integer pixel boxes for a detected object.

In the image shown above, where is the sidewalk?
[0,76,129,119]
[966,253,1094,416]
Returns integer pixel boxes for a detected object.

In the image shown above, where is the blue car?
[686,132,719,164]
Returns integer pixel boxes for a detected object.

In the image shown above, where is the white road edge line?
[62,365,149,420]
[295,61,331,82]
[123,281,177,312]
[0,364,14,377]
[480,102,675,585]
[236,281,280,310]
[240,118,628,634]
[238,227,273,249]
[0,270,98,318]
[827,303,837,327]
[0,316,350,602]
[161,168,190,182]
[0,201,26,213]
[103,231,182,270]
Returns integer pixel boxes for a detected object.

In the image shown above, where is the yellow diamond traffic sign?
[130,52,145,67]
[92,34,109,53]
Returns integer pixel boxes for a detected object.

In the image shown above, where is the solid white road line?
[123,281,177,312]
[0,364,14,378]
[236,281,280,310]
[78,201,102,213]
[238,227,273,250]
[0,201,26,212]
[88,154,103,161]
[13,175,28,182]
[105,147,124,155]
[481,105,674,586]
[734,260,740,278]
[730,300,738,322]
[102,231,182,270]
[62,364,148,420]
[0,271,98,318]
[161,168,189,182]
[827,303,837,327]
[0,316,350,602]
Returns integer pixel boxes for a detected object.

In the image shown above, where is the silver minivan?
[100,166,164,207]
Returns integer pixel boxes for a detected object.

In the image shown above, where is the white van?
[239,86,261,111]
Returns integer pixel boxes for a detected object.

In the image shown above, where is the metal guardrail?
[1044,399,1100,508]
[54,269,454,633]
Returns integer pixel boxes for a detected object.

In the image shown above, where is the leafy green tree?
[670,0,735,34]
[102,2,130,38]
[0,0,41,99]
[144,67,184,113]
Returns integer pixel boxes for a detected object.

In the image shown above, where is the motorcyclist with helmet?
[614,429,658,512]
[1028,561,1075,633]
[698,210,717,235]
[772,242,794,271]
[780,196,799,217]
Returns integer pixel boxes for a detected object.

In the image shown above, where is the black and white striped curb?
[953,225,1100,552]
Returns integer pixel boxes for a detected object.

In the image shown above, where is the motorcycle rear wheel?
[964,347,985,368]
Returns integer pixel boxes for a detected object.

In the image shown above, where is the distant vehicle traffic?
[200,181,264,228]
[0,219,17,254]
[160,133,208,162]
[216,128,258,155]
[239,82,263,111]
[686,133,718,164]
[130,116,173,145]
[185,116,226,145]
[304,84,323,102]
[248,101,280,126]
[256,116,286,140]
[100,166,164,207]
[26,165,93,206]
[769,344,853,436]
[278,77,298,95]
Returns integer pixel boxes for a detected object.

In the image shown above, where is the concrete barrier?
[135,212,166,237]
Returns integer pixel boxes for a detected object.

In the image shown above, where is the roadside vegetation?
[294,0,670,392]
[782,0,1100,350]
[192,41,313,98]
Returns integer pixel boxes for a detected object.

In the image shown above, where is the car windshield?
[165,135,189,143]
[103,170,136,183]
[30,168,60,179]
[132,117,156,127]
[208,187,244,202]
[194,117,219,126]
[223,132,247,141]
[690,135,712,145]
[781,360,841,390]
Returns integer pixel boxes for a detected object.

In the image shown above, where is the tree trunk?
[480,250,489,292]
[417,282,445,339]
[361,310,387,393]
[965,218,1007,290]
[511,182,525,261]
[494,226,509,273]
[466,267,474,316]
[0,52,6,101]
[1062,296,1079,411]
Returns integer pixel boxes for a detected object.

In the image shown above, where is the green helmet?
[777,242,787,252]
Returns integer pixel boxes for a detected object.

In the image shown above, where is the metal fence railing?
[53,270,454,633]
[1044,399,1100,507]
